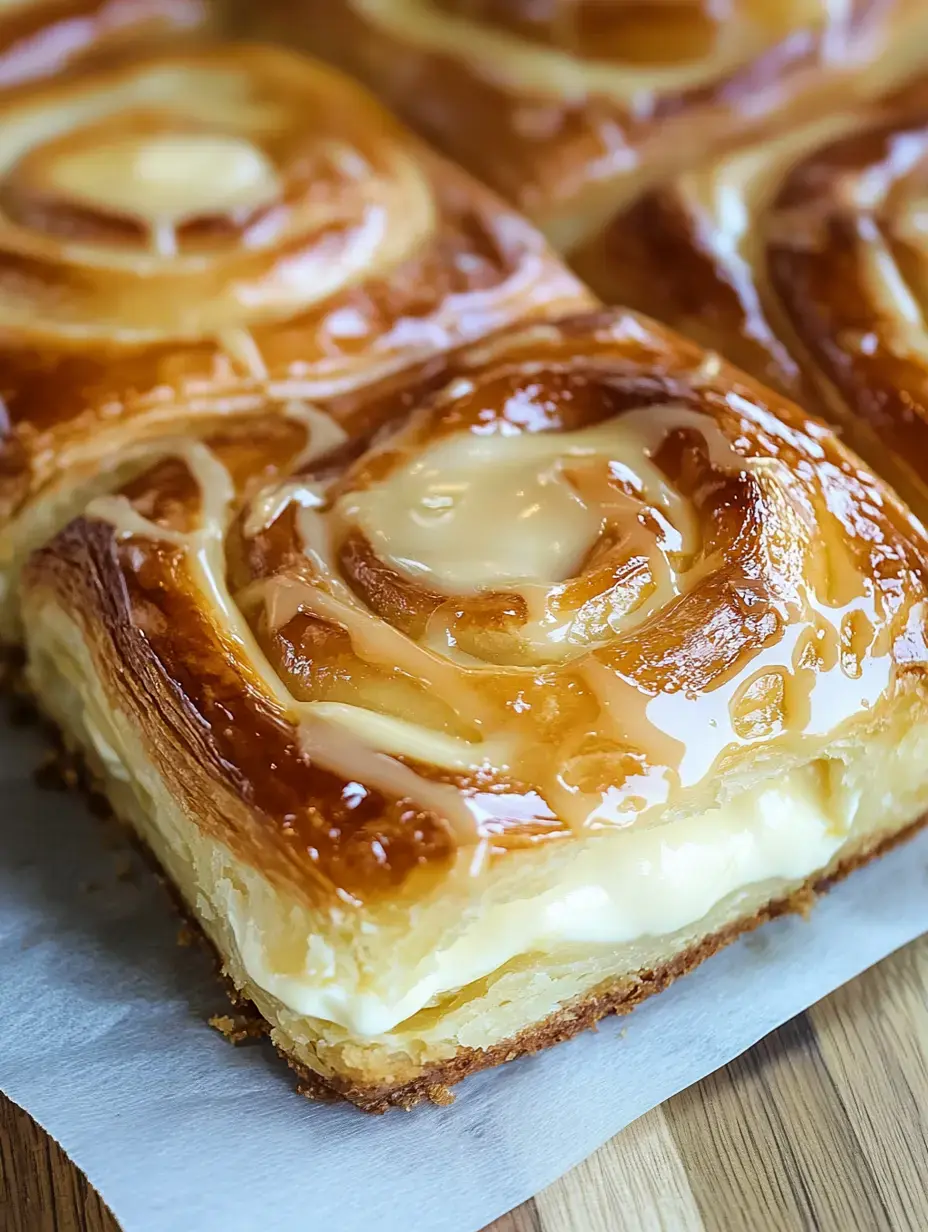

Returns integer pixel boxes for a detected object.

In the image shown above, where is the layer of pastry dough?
[25,598,928,1080]
[0,42,590,641]
[579,78,928,519]
[277,0,928,244]
[19,309,928,1102]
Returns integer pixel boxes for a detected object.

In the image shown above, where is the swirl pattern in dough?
[279,0,928,246]
[0,0,210,91]
[27,309,928,894]
[22,308,928,1105]
[579,78,928,515]
[0,41,590,637]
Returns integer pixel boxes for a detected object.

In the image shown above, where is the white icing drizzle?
[298,713,479,843]
[352,0,836,105]
[85,436,484,843]
[334,405,717,666]
[241,402,350,539]
[258,559,495,728]
[856,213,928,363]
[85,439,262,662]
[235,400,758,826]
[79,368,914,853]
[682,108,859,368]
[243,479,330,541]
[0,49,440,342]
[218,329,269,381]
[306,701,504,771]
[234,402,757,811]
[282,401,351,469]
[340,429,606,592]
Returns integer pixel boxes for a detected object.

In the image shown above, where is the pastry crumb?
[209,1013,264,1044]
[426,1084,455,1107]
[297,1081,341,1103]
[792,888,816,920]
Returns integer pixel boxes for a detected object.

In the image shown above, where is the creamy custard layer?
[235,775,844,1035]
[26,603,928,1046]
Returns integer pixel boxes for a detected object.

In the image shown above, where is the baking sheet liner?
[3,715,927,1232]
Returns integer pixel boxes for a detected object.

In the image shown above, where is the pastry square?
[21,309,928,1109]
[0,41,589,640]
[276,1,928,249]
[574,77,928,516]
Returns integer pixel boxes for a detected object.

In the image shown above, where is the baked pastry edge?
[22,649,927,1111]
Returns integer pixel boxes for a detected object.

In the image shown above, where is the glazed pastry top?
[0,42,588,539]
[0,0,210,91]
[293,0,928,238]
[585,78,928,515]
[32,310,928,902]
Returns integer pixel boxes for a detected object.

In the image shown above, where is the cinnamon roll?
[22,309,928,1109]
[575,78,928,515]
[0,1,211,91]
[276,1,928,248]
[0,42,590,641]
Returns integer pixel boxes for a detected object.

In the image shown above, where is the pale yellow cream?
[29,603,849,1036]
[226,771,847,1036]
[44,132,281,241]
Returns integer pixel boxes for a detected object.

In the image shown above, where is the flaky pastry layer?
[271,1,928,248]
[573,77,928,519]
[0,42,590,641]
[20,307,928,1106]
[24,594,928,1108]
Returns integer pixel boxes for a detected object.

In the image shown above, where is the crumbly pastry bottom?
[29,727,928,1112]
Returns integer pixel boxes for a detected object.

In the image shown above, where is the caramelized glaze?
[585,77,928,517]
[283,0,928,238]
[0,42,589,591]
[0,1,209,93]
[60,310,928,903]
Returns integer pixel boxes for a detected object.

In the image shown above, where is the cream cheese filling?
[27,603,853,1042]
[224,773,846,1037]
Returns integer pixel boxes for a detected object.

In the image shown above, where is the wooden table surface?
[3,933,928,1232]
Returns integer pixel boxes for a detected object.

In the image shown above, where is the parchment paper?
[3,714,928,1232]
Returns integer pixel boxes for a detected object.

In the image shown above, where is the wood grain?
[0,1098,118,1232]
[4,935,928,1232]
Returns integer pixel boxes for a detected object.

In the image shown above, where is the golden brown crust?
[272,1,928,236]
[572,175,813,398]
[572,77,928,517]
[0,0,210,92]
[0,42,588,556]
[30,700,928,1113]
[766,105,928,509]
[281,811,928,1112]
[56,713,928,1114]
[22,304,928,1111]
[21,308,928,905]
